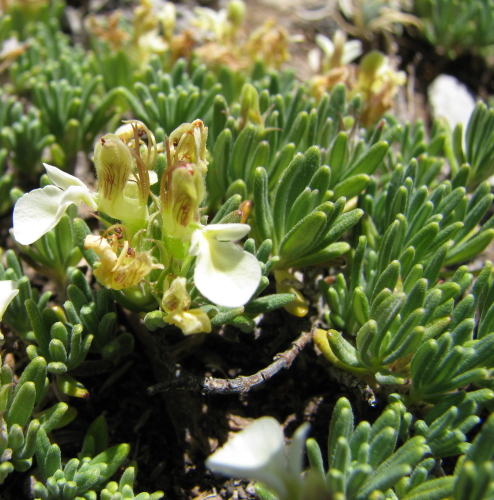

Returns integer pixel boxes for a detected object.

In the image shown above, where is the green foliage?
[303,396,431,500]
[452,101,494,188]
[117,57,222,139]
[16,209,83,292]
[0,354,73,484]
[253,146,362,269]
[25,266,133,375]
[0,250,51,340]
[32,417,163,500]
[414,0,494,57]
[31,76,120,168]
[208,83,366,208]
[3,1,494,497]
[1,104,55,175]
[64,268,134,363]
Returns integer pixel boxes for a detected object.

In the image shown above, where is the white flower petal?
[191,228,261,307]
[149,170,159,185]
[206,417,287,498]
[308,48,321,72]
[199,223,252,243]
[342,40,363,65]
[44,163,91,191]
[13,185,96,245]
[0,280,19,321]
[286,422,310,477]
[315,34,334,58]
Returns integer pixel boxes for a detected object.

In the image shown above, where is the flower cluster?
[11,119,262,335]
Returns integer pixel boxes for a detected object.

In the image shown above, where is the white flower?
[206,416,310,500]
[13,164,98,245]
[309,32,362,72]
[0,280,19,321]
[188,224,261,308]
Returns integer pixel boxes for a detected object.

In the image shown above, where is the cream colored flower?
[162,277,211,334]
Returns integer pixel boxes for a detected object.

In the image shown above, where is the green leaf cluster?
[414,0,494,57]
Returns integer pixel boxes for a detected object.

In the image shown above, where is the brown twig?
[147,329,313,396]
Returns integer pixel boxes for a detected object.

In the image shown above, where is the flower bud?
[168,120,209,176]
[274,270,308,317]
[94,134,136,218]
[162,162,205,240]
[94,134,134,202]
[160,2,176,41]
[94,134,149,228]
[227,0,246,30]
[239,83,263,129]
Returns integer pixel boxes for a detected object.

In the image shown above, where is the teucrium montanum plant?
[5,1,494,497]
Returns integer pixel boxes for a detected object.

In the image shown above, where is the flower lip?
[206,416,311,500]
[0,280,19,321]
[12,164,97,246]
[206,417,287,497]
[189,223,261,308]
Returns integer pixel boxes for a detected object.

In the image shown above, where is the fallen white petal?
[0,280,19,321]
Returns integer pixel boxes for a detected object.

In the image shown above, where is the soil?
[2,1,493,499]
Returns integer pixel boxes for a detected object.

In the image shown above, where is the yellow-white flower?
[84,234,163,291]
[0,280,19,321]
[206,416,310,500]
[13,164,98,245]
[188,224,261,308]
[162,277,211,335]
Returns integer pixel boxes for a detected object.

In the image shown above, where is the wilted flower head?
[84,232,163,291]
[188,223,261,308]
[245,19,294,69]
[85,10,129,52]
[206,416,310,500]
[168,119,209,176]
[356,50,406,126]
[162,276,211,334]
[161,162,205,240]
